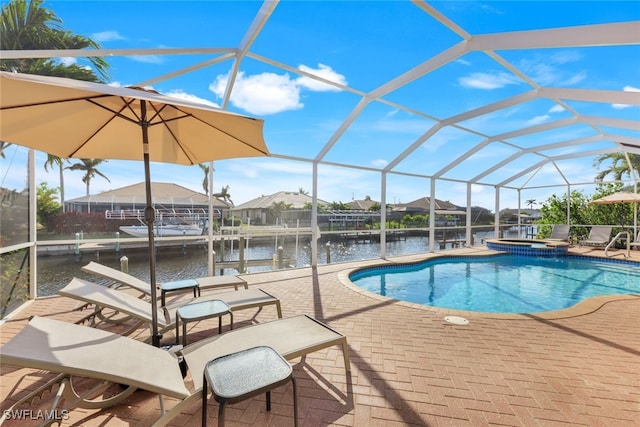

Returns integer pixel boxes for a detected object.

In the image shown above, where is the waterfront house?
[231,191,329,226]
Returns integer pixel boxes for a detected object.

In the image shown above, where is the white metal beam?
[221,0,278,109]
[469,21,640,51]
[541,87,640,106]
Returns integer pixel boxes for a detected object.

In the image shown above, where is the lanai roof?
[1,1,639,208]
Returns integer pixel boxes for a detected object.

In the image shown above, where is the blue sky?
[2,1,639,211]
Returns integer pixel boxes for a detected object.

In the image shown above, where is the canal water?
[37,229,523,296]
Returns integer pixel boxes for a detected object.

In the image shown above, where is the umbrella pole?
[141,101,161,347]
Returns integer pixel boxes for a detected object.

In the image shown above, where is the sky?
[1,0,639,211]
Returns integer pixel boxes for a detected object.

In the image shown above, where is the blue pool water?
[349,255,640,313]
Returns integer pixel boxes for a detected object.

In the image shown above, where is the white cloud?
[371,159,388,167]
[210,71,303,115]
[458,72,521,90]
[384,109,399,119]
[548,50,582,65]
[525,115,550,126]
[92,31,125,42]
[548,104,565,113]
[296,64,346,91]
[559,70,586,86]
[163,90,219,108]
[516,51,586,86]
[59,57,77,66]
[209,64,346,116]
[129,55,164,64]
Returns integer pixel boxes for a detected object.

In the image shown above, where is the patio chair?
[81,261,248,301]
[545,224,570,242]
[0,315,350,426]
[59,278,282,341]
[579,225,613,247]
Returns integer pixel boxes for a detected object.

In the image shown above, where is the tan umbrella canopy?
[589,192,640,205]
[0,71,269,346]
[590,191,640,232]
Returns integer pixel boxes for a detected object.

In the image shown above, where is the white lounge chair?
[59,278,282,340]
[0,315,350,426]
[0,316,189,426]
[81,261,248,303]
[545,224,570,242]
[579,225,613,247]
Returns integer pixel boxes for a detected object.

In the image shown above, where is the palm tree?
[0,0,108,79]
[1,0,109,205]
[594,153,640,182]
[525,199,536,210]
[213,185,232,204]
[65,159,110,196]
[198,163,211,196]
[43,154,67,211]
[0,141,9,158]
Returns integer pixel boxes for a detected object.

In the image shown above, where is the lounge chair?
[545,224,570,242]
[81,261,248,302]
[59,278,282,340]
[0,316,189,425]
[579,225,613,247]
[0,315,350,426]
[161,314,351,426]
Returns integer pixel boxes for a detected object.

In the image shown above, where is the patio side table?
[202,346,298,427]
[176,299,232,346]
[160,279,200,306]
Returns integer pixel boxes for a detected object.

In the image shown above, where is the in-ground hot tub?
[485,238,569,257]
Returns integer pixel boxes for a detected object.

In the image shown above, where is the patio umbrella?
[589,191,640,205]
[590,191,640,231]
[0,71,269,347]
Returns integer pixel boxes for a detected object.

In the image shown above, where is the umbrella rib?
[145,103,197,164]
[67,98,141,157]
[196,115,270,156]
[0,93,115,110]
[151,104,269,157]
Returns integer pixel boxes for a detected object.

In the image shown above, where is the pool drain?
[444,315,469,325]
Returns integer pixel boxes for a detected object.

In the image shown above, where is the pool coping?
[337,248,640,320]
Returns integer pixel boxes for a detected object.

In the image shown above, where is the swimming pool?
[349,255,640,313]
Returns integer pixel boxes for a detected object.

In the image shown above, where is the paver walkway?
[1,247,639,426]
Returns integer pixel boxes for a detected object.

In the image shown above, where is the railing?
[105,208,221,221]
[605,231,630,258]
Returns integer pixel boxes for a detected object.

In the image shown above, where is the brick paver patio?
[1,247,639,426]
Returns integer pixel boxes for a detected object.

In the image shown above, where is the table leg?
[291,375,298,427]
[176,315,180,345]
[183,320,188,346]
[202,373,208,426]
[218,400,227,427]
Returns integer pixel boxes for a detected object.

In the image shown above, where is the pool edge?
[337,250,640,320]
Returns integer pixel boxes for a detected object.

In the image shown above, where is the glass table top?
[205,346,292,399]
[177,299,230,321]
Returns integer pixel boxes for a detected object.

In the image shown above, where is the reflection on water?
[37,236,435,296]
[37,227,528,297]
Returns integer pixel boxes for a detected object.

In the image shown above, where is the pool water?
[349,255,640,313]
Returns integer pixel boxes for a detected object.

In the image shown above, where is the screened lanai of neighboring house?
[1,1,639,306]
